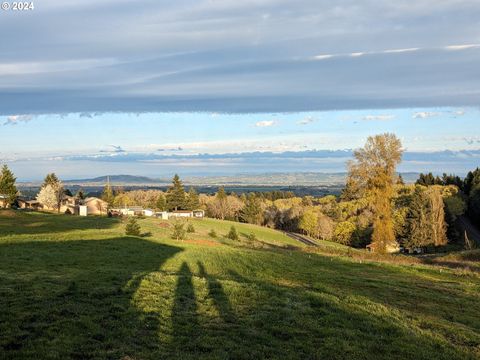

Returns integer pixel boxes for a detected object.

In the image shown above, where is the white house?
[143,209,155,217]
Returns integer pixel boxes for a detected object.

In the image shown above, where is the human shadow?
[170,262,201,353]
[0,210,121,235]
[197,261,236,324]
[0,237,181,359]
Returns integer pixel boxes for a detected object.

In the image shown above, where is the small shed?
[79,205,88,216]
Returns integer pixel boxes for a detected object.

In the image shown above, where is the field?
[0,210,479,359]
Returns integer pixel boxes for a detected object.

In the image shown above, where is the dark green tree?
[166,174,186,211]
[171,222,186,240]
[241,193,263,225]
[155,194,167,211]
[125,217,141,236]
[186,187,200,210]
[42,173,59,188]
[464,168,480,195]
[217,186,227,201]
[227,225,239,241]
[75,189,85,200]
[101,181,114,207]
[0,165,17,208]
[186,223,195,233]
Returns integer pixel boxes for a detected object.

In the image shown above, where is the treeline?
[417,169,480,228]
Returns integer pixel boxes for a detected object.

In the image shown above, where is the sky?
[0,1,479,180]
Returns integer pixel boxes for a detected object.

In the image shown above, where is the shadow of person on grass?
[197,261,236,324]
[0,236,181,359]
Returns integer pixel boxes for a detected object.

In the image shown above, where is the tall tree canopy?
[166,174,186,211]
[186,187,200,210]
[42,173,60,188]
[346,133,403,253]
[0,165,18,208]
[101,178,114,207]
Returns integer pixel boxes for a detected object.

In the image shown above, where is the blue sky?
[1,1,479,180]
[2,108,479,180]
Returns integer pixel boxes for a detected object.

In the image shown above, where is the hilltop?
[0,210,479,359]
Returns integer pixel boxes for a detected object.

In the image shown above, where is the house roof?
[84,197,108,204]
[171,210,193,214]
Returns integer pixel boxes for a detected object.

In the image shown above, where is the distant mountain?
[64,175,167,185]
[60,172,420,186]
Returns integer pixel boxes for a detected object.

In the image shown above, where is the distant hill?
[64,175,167,185]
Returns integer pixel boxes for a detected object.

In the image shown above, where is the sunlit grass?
[0,210,479,359]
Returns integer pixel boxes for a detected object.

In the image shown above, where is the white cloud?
[3,114,34,126]
[312,54,334,60]
[445,44,480,51]
[383,48,419,54]
[412,111,440,119]
[255,120,276,127]
[362,114,395,121]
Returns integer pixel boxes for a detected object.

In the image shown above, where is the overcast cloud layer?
[1,0,480,114]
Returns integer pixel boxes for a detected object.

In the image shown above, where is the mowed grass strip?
[0,210,479,359]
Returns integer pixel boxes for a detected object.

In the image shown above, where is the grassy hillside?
[0,210,479,359]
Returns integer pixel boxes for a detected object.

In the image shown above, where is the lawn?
[0,210,479,359]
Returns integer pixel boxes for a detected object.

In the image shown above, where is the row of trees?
[103,174,200,211]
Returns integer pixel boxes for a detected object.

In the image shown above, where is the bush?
[186,223,195,233]
[208,229,217,238]
[125,217,141,236]
[171,222,186,241]
[245,232,257,242]
[333,221,356,245]
[227,226,239,241]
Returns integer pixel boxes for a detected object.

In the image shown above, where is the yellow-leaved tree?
[346,133,403,253]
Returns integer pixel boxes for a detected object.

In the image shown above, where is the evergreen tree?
[240,193,263,225]
[0,165,17,208]
[404,186,448,250]
[166,174,186,211]
[155,194,167,211]
[397,174,405,185]
[101,180,114,207]
[125,217,141,236]
[186,187,200,210]
[227,225,239,241]
[464,168,480,195]
[42,173,59,188]
[171,222,186,240]
[217,186,227,200]
[186,223,195,233]
[64,189,73,197]
[75,189,85,200]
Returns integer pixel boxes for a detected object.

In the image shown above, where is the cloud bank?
[1,1,480,114]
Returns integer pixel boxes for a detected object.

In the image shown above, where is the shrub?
[186,223,195,233]
[333,221,356,245]
[227,226,239,241]
[125,217,141,236]
[208,229,217,238]
[171,222,186,241]
[245,232,257,242]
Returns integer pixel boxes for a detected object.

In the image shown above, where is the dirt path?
[458,216,480,247]
[286,232,318,247]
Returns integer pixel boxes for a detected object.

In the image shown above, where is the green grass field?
[0,210,479,359]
